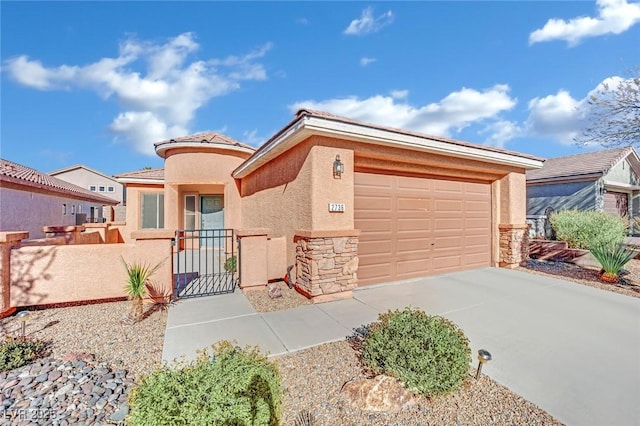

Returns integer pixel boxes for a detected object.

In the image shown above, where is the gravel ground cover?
[243,281,312,312]
[520,258,640,299]
[0,300,168,379]
[277,340,562,426]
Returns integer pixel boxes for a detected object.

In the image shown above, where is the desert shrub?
[550,209,627,250]
[361,307,471,397]
[127,341,281,426]
[0,336,49,372]
[590,243,637,283]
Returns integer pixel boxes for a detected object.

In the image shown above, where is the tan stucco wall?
[163,148,250,231]
[0,184,105,239]
[10,236,172,307]
[122,183,164,242]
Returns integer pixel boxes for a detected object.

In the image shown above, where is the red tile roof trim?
[0,158,118,204]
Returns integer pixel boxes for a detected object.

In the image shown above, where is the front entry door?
[200,195,224,247]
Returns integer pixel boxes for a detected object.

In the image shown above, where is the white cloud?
[390,89,408,99]
[529,0,640,46]
[242,129,266,146]
[3,33,272,155]
[291,85,517,144]
[360,57,377,66]
[526,90,584,144]
[480,120,521,148]
[344,7,394,35]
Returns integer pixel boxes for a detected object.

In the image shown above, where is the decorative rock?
[341,375,417,412]
[267,283,283,299]
[108,404,129,423]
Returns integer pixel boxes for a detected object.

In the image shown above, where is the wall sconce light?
[17,310,30,339]
[333,155,344,179]
[475,349,492,379]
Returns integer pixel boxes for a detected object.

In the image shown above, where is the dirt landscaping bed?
[520,259,640,299]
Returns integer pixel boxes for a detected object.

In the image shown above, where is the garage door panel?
[356,196,393,211]
[355,172,491,286]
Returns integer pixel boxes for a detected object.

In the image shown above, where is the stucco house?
[119,109,542,302]
[49,164,126,222]
[0,158,118,239]
[526,147,640,237]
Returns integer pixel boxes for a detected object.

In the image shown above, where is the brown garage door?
[354,172,491,286]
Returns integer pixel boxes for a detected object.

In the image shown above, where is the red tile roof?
[295,109,544,162]
[114,168,165,181]
[0,158,118,204]
[153,132,255,151]
[526,147,636,182]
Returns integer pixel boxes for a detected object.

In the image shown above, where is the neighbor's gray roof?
[0,158,118,204]
[526,147,637,182]
[114,168,165,181]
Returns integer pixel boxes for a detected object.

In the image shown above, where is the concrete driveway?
[163,267,640,426]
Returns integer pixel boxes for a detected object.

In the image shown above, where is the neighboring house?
[49,164,125,221]
[526,147,640,237]
[0,158,118,239]
[120,109,542,301]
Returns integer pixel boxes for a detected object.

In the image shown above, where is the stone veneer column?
[294,230,360,303]
[498,224,530,268]
[0,232,29,318]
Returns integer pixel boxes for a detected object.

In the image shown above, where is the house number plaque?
[328,203,345,212]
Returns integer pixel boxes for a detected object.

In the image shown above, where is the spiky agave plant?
[122,257,163,322]
[590,243,637,283]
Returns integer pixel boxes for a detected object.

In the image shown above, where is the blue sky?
[1,1,639,176]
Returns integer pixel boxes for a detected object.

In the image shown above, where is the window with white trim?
[99,186,105,192]
[89,185,96,192]
[141,193,164,229]
[184,195,197,229]
[62,204,67,215]
[108,186,114,192]
[71,204,76,215]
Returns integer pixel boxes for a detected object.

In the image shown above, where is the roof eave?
[115,177,165,185]
[0,175,118,205]
[155,141,255,158]
[233,115,543,178]
[526,173,603,185]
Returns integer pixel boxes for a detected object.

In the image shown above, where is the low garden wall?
[1,229,173,315]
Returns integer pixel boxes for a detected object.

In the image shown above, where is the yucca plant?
[122,257,163,322]
[590,243,637,283]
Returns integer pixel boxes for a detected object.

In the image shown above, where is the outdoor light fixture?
[333,155,344,179]
[475,349,492,379]
[16,311,30,339]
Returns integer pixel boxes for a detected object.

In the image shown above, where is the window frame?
[140,192,164,229]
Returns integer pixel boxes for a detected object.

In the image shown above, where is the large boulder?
[341,375,417,412]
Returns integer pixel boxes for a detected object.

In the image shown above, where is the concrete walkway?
[162,268,640,426]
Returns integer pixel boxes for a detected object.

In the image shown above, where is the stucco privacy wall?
[163,149,249,231]
[10,231,173,307]
[0,185,105,239]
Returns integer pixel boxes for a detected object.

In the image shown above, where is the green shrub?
[550,209,628,250]
[0,336,49,372]
[361,307,471,397]
[127,341,281,426]
[590,243,637,283]
[224,255,238,273]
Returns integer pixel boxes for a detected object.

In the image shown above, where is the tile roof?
[113,168,165,181]
[0,158,118,204]
[295,109,544,162]
[153,132,256,151]
[526,147,636,182]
